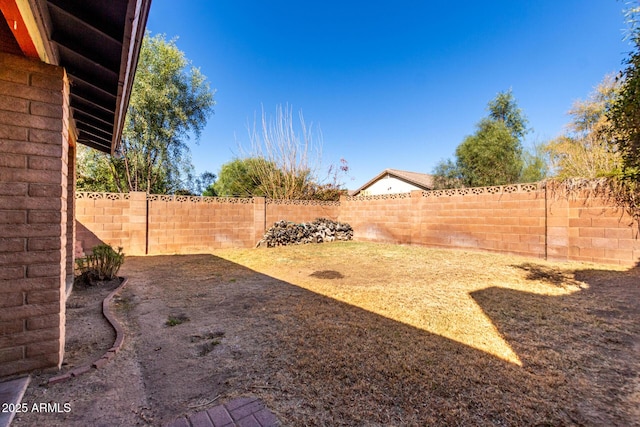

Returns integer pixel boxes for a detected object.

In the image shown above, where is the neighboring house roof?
[0,0,152,155]
[352,168,434,196]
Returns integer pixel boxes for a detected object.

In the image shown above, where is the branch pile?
[257,218,353,247]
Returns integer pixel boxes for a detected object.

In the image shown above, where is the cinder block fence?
[76,183,640,266]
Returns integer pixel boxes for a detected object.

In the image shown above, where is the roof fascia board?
[0,0,43,59]
[112,0,151,155]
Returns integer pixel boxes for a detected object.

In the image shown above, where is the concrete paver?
[0,376,30,427]
[167,397,278,427]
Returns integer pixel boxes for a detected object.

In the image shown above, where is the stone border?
[48,277,129,385]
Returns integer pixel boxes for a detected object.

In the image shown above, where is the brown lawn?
[14,241,640,426]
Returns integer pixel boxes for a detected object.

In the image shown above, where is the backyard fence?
[76,183,640,265]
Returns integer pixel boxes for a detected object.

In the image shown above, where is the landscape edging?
[48,277,129,385]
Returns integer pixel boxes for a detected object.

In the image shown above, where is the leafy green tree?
[487,89,530,140]
[77,34,215,194]
[432,90,545,188]
[431,159,461,189]
[210,158,274,197]
[455,119,523,187]
[545,75,622,179]
[607,5,640,227]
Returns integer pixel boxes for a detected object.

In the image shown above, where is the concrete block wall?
[76,194,342,255]
[412,185,546,258]
[566,194,640,264]
[75,192,146,256]
[0,52,71,376]
[340,193,413,243]
[148,195,256,253]
[75,184,640,266]
[341,183,639,265]
[265,199,340,228]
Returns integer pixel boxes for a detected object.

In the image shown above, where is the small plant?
[166,314,190,327]
[75,244,125,284]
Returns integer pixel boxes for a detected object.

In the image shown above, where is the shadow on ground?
[16,254,638,426]
[98,254,639,426]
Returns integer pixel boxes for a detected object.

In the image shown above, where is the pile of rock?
[257,218,353,247]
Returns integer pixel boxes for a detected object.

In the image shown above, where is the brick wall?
[0,52,71,376]
[148,195,256,253]
[75,184,640,266]
[341,184,546,258]
[340,183,639,265]
[76,194,341,255]
[75,192,146,256]
[265,199,340,227]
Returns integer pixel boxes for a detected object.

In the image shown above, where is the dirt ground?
[12,242,640,426]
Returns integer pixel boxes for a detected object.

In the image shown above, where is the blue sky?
[146,1,631,190]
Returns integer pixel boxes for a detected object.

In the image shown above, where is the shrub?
[75,244,125,283]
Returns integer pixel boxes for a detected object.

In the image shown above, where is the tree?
[520,143,549,183]
[607,4,640,227]
[241,104,349,200]
[433,90,539,188]
[77,34,215,194]
[455,119,523,187]
[210,157,274,197]
[545,75,622,179]
[487,89,530,140]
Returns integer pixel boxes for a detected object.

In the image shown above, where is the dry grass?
[35,241,637,426]
[213,242,640,425]
[216,243,610,366]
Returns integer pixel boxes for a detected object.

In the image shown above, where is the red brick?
[0,182,28,196]
[592,217,625,228]
[29,183,63,198]
[0,237,25,252]
[28,156,62,171]
[579,247,605,259]
[28,128,64,145]
[25,340,60,357]
[0,123,28,140]
[0,210,26,224]
[0,302,60,322]
[26,314,60,331]
[604,248,634,262]
[30,101,63,118]
[0,94,29,113]
[0,265,24,279]
[618,239,640,250]
[0,319,24,335]
[1,277,58,292]
[0,354,59,377]
[26,289,59,304]
[0,168,61,184]
[1,197,61,211]
[0,347,24,363]
[0,139,63,157]
[0,154,26,168]
[0,223,61,238]
[30,72,64,91]
[27,237,60,251]
[27,263,61,278]
[0,53,63,75]
[0,110,63,132]
[0,66,29,84]
[0,292,23,308]
[28,210,62,223]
